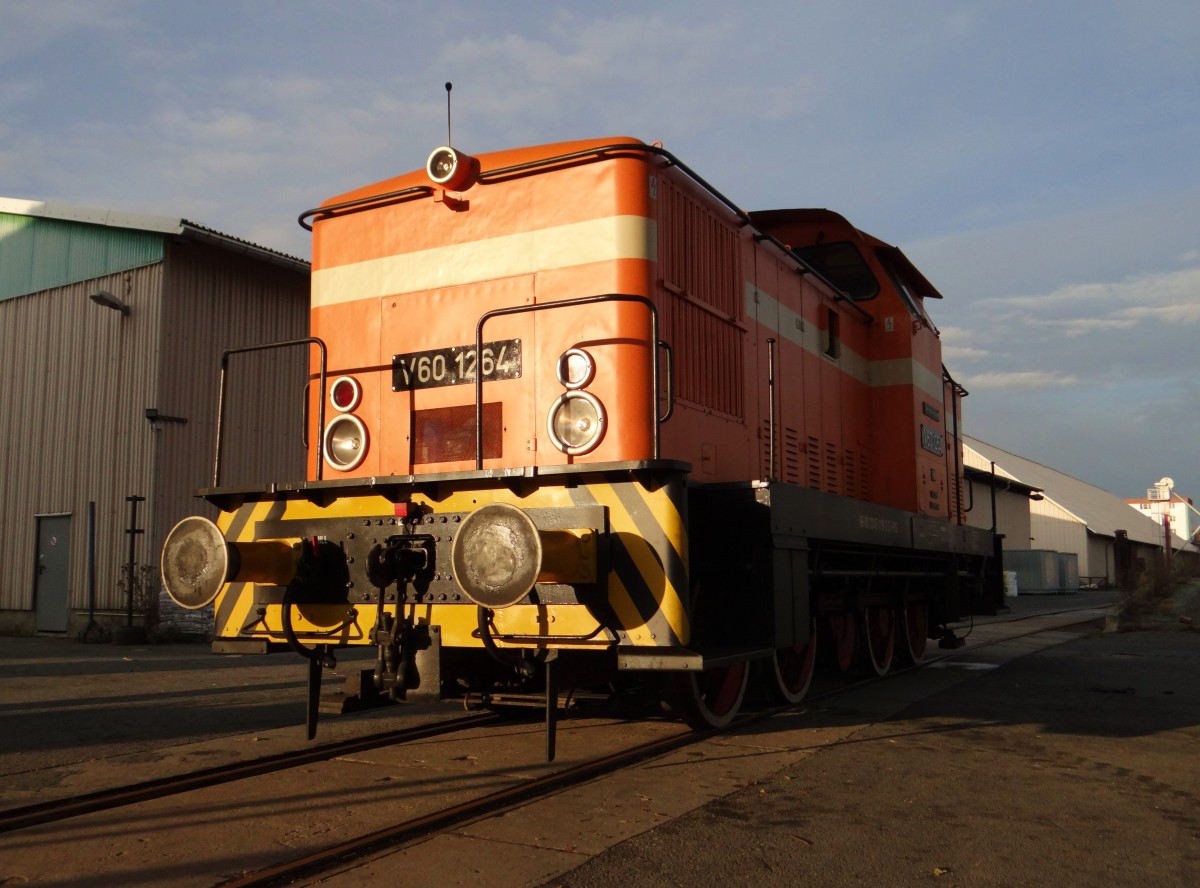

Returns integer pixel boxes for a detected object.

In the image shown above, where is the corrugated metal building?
[0,198,310,636]
[963,436,1183,588]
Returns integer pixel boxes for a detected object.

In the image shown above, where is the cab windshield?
[794,242,878,301]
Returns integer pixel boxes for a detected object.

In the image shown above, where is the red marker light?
[330,376,361,412]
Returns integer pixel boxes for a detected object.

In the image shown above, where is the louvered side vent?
[824,441,840,494]
[807,436,821,490]
[760,420,772,479]
[845,447,857,499]
[784,427,801,485]
[659,175,743,419]
[858,450,871,500]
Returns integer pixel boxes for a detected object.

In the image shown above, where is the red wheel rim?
[827,611,858,673]
[676,660,748,728]
[703,661,749,717]
[771,617,818,703]
[903,600,929,663]
[864,605,896,676]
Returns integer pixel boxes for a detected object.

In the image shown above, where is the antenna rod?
[445,81,453,146]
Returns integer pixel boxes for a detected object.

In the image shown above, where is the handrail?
[942,363,967,524]
[473,295,662,470]
[766,337,777,482]
[214,338,327,486]
[657,340,675,423]
[298,186,435,231]
[296,141,752,232]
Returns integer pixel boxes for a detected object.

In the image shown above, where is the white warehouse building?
[963,437,1184,589]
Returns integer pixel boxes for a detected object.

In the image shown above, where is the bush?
[1120,555,1195,623]
[117,563,161,634]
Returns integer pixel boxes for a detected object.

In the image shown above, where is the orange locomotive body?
[162,138,1000,744]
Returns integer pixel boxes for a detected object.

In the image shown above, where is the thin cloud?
[1118,300,1200,325]
[943,345,991,361]
[1038,317,1139,337]
[4,1,1199,501]
[0,0,136,59]
[964,370,1082,391]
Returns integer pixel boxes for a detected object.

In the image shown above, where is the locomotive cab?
[750,209,964,522]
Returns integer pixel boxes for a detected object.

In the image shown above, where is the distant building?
[963,437,1183,589]
[961,464,1040,552]
[0,197,310,636]
[1126,478,1198,543]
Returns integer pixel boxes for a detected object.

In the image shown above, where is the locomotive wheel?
[862,605,896,677]
[826,611,859,674]
[764,615,818,704]
[672,661,749,729]
[901,600,930,664]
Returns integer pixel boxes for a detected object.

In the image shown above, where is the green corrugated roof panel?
[0,212,165,302]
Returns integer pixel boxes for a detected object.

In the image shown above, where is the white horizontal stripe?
[870,358,944,401]
[745,282,943,401]
[313,215,656,307]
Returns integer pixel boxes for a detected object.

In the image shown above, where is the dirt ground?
[2,588,1195,887]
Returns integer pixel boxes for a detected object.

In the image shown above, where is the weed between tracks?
[1118,564,1200,630]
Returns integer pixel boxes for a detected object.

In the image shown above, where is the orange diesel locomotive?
[162,138,1001,749]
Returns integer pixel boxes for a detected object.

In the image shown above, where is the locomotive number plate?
[392,339,522,391]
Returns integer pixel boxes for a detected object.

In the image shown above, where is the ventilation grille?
[761,431,869,498]
[659,177,739,317]
[824,442,840,493]
[783,427,801,484]
[844,447,871,500]
[807,436,821,490]
[659,175,743,419]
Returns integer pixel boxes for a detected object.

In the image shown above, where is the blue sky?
[3,1,1198,501]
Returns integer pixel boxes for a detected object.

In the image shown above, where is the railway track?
[221,604,1114,888]
[0,601,1113,888]
[0,711,499,834]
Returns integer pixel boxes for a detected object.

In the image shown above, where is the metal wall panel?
[0,213,164,303]
[1030,498,1089,558]
[0,234,308,631]
[1085,536,1114,583]
[152,240,309,575]
[0,265,163,617]
[962,484,1032,551]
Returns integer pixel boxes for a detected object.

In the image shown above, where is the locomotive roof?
[750,207,943,300]
[311,141,943,306]
[320,136,646,210]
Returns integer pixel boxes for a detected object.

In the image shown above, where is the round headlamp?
[546,391,606,455]
[426,145,479,191]
[556,348,595,390]
[451,503,542,608]
[161,516,230,610]
[323,414,368,471]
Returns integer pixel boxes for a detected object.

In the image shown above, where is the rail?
[216,601,1115,888]
[0,712,497,834]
